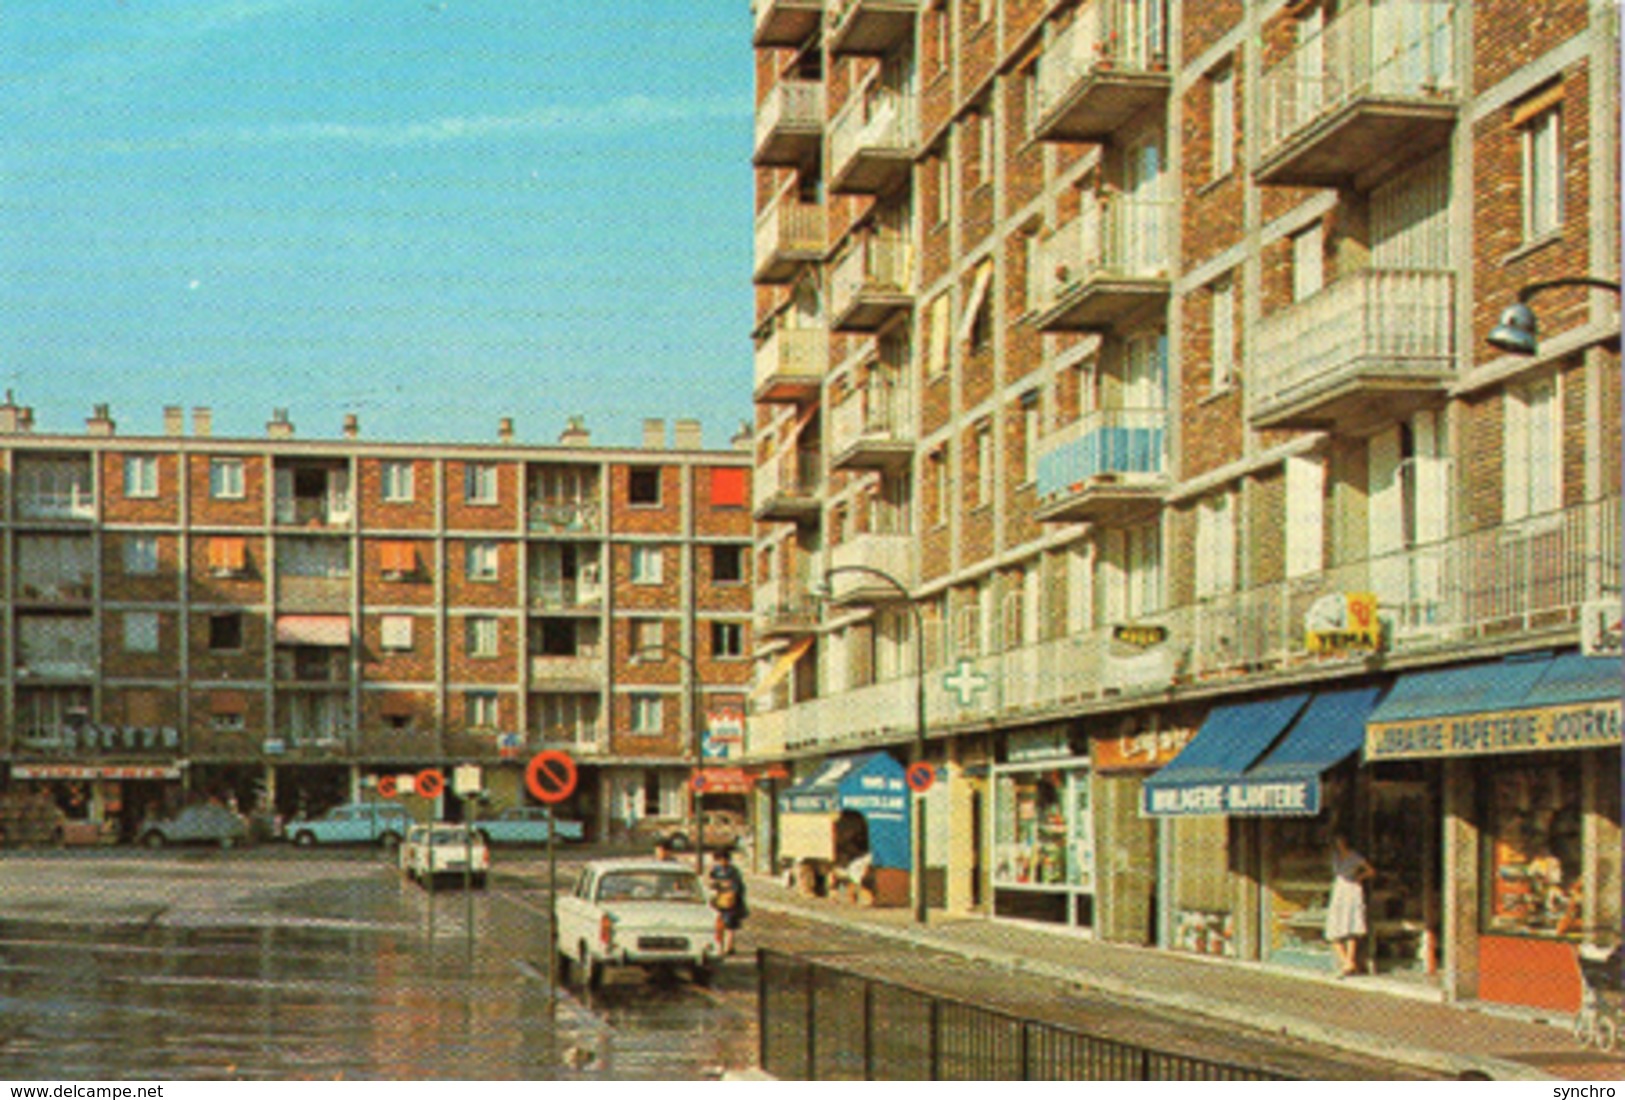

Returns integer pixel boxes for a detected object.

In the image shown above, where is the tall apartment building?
[746,0,1620,1012]
[0,402,754,844]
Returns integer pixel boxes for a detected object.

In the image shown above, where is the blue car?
[474,806,584,846]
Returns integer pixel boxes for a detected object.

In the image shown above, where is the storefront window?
[1482,760,1584,938]
[992,762,1095,926]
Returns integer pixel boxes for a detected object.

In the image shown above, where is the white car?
[555,858,722,988]
[399,823,490,888]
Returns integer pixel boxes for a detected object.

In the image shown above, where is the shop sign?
[692,767,753,794]
[1581,599,1623,657]
[1142,776,1320,818]
[1365,700,1623,761]
[1095,725,1196,772]
[1112,623,1168,648]
[12,763,184,781]
[703,708,744,760]
[1304,592,1382,655]
[1006,727,1072,763]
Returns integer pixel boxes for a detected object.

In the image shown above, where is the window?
[926,293,951,376]
[466,692,499,728]
[382,461,414,503]
[629,466,661,505]
[711,544,745,584]
[123,612,159,654]
[933,150,951,226]
[1292,223,1324,302]
[210,458,244,500]
[1195,491,1237,599]
[711,621,745,659]
[1285,455,1326,579]
[466,616,498,658]
[974,421,994,506]
[1021,64,1040,137]
[630,545,664,585]
[1211,65,1235,180]
[279,538,350,578]
[466,541,499,581]
[962,261,993,350]
[208,613,243,652]
[123,535,159,576]
[1211,277,1235,391]
[974,107,992,185]
[464,463,497,505]
[1021,392,1040,484]
[1504,376,1560,521]
[930,446,949,526]
[1523,104,1563,241]
[632,618,664,656]
[630,693,664,734]
[381,615,414,651]
[124,455,158,499]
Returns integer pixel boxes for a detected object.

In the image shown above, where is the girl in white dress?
[1325,832,1376,977]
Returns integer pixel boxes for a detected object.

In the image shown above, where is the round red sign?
[526,749,578,804]
[906,762,936,793]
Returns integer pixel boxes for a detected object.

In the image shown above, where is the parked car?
[474,806,584,846]
[138,803,248,849]
[287,802,411,850]
[632,809,746,852]
[554,858,723,989]
[399,823,489,888]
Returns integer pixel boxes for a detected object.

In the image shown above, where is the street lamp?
[818,564,928,926]
[1487,276,1621,355]
[632,642,705,875]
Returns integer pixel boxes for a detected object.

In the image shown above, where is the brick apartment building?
[745,0,1620,1013]
[0,402,754,845]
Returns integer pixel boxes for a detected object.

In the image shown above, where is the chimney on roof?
[0,391,30,435]
[267,408,294,440]
[86,404,115,437]
[559,415,590,447]
[498,417,514,443]
[642,418,666,450]
[192,407,213,437]
[730,419,753,452]
[673,418,702,451]
[164,406,184,437]
[343,413,359,440]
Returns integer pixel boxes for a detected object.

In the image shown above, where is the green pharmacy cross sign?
[942,658,990,708]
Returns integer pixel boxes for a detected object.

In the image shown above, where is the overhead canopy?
[275,614,351,647]
[1141,694,1310,817]
[1366,652,1622,762]
[1219,686,1386,816]
[779,752,910,869]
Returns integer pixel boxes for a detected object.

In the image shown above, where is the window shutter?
[1370,427,1405,554]
[710,467,747,508]
[1285,456,1325,579]
[1503,391,1530,522]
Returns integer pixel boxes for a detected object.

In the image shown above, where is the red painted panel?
[1478,935,1582,1012]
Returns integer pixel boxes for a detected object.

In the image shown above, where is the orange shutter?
[209,537,247,572]
[711,468,747,508]
[380,541,416,574]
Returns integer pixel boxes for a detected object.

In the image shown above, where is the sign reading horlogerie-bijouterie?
[1365,700,1622,761]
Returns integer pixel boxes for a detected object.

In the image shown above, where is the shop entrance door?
[1367,773,1440,979]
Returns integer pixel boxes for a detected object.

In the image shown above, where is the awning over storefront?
[274,614,351,647]
[1365,652,1622,762]
[1141,694,1309,817]
[1227,686,1385,816]
[778,752,910,868]
[12,763,184,780]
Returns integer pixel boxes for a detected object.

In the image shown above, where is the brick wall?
[190,453,264,526]
[1474,0,1590,93]
[360,611,437,683]
[358,457,437,529]
[1183,0,1241,61]
[103,533,180,603]
[360,537,437,606]
[443,459,518,532]
[610,462,684,536]
[444,537,519,608]
[102,452,180,524]
[445,614,518,684]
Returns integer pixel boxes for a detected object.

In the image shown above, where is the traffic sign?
[453,764,482,796]
[377,775,399,799]
[526,749,578,804]
[691,771,709,793]
[906,761,936,793]
[415,769,445,799]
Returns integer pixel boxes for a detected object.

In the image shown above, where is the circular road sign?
[526,749,578,805]
[377,775,399,799]
[415,769,445,799]
[691,771,708,793]
[906,761,936,793]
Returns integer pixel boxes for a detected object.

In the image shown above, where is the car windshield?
[430,828,472,844]
[596,870,703,903]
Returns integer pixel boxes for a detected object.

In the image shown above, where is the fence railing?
[1031,195,1173,311]
[831,236,911,319]
[757,949,1287,1081]
[755,325,829,394]
[829,86,915,177]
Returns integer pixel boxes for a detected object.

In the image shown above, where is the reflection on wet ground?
[0,869,757,1080]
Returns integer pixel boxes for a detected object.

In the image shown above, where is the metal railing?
[526,499,601,533]
[831,378,913,455]
[755,324,829,394]
[1037,0,1169,116]
[1031,195,1172,309]
[829,85,915,178]
[756,78,825,153]
[831,236,911,318]
[758,949,1286,1080]
[756,184,827,271]
[1035,406,1168,497]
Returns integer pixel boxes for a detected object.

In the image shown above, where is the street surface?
[0,847,1438,1080]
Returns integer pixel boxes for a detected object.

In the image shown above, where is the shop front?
[1091,716,1195,945]
[991,728,1095,929]
[777,752,910,905]
[7,762,185,844]
[1365,651,1622,1012]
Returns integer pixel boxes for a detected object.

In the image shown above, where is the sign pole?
[547,805,557,1005]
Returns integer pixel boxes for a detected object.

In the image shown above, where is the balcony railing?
[754,186,827,284]
[1034,0,1171,143]
[274,494,353,527]
[16,576,94,604]
[753,0,823,47]
[830,236,912,331]
[754,324,828,404]
[15,724,181,757]
[1258,0,1459,186]
[529,576,604,610]
[527,500,601,534]
[827,0,919,56]
[830,379,914,469]
[1031,196,1172,332]
[531,721,605,753]
[754,78,824,166]
[18,490,96,522]
[740,495,1621,758]
[1034,407,1168,524]
[1249,268,1455,431]
[827,531,916,603]
[753,446,823,522]
[530,654,603,684]
[828,86,915,194]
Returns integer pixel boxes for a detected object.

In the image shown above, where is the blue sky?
[0,2,755,448]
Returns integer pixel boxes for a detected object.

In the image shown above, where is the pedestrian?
[653,839,673,862]
[1325,832,1376,977]
[707,848,747,956]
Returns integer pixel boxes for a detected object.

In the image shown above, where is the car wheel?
[378,832,401,853]
[692,963,715,988]
[1596,1015,1619,1054]
[219,835,236,851]
[293,831,316,848]
[142,831,165,850]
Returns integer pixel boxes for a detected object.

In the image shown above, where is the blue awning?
[1219,686,1386,817]
[778,752,912,869]
[1522,652,1623,709]
[1364,654,1553,725]
[1141,694,1310,817]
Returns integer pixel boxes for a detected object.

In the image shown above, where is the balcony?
[16,577,93,605]
[830,379,913,471]
[1034,407,1169,525]
[827,0,918,56]
[274,647,350,684]
[527,500,602,535]
[1030,196,1172,333]
[756,581,821,639]
[831,237,912,332]
[14,722,181,758]
[274,493,352,529]
[826,531,915,605]
[753,446,823,524]
[828,87,914,195]
[754,78,824,167]
[1257,0,1459,188]
[529,574,604,612]
[1034,0,1172,144]
[754,324,828,405]
[752,0,822,47]
[530,720,606,755]
[356,726,441,760]
[1249,268,1455,433]
[754,187,827,284]
[529,653,603,687]
[17,489,96,523]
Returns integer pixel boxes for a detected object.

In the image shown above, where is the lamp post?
[633,642,705,875]
[1487,276,1622,355]
[820,563,928,926]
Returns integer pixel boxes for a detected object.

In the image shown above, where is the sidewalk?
[743,871,1624,1083]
